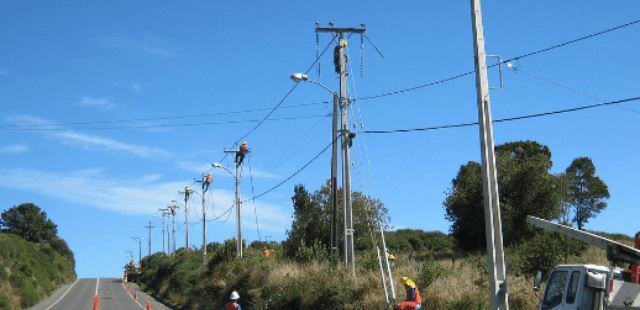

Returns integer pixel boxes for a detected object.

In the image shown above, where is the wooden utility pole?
[470,1,509,310]
[316,23,366,273]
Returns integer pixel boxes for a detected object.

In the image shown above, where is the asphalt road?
[27,278,172,310]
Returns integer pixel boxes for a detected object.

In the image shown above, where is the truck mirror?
[533,271,542,292]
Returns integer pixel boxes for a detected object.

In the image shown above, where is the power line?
[362,96,640,134]
[357,19,640,102]
[0,114,329,131]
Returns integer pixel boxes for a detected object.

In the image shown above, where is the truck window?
[566,271,581,304]
[542,270,568,310]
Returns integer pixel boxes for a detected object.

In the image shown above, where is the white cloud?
[5,114,172,158]
[0,168,292,231]
[0,69,9,76]
[0,144,28,154]
[78,97,116,110]
[96,33,177,57]
[131,83,142,92]
[54,130,171,158]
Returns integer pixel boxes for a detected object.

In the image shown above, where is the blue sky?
[1,1,638,278]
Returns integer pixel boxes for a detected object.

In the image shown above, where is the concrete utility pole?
[158,208,168,254]
[470,1,509,310]
[222,146,249,259]
[144,222,155,256]
[290,73,339,265]
[183,187,191,249]
[316,23,365,273]
[170,205,178,255]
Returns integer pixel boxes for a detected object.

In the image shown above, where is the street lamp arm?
[290,73,335,94]
[212,163,234,176]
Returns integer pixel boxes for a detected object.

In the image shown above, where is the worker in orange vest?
[236,142,248,165]
[398,277,422,310]
[203,173,212,191]
[263,248,270,257]
[222,291,241,310]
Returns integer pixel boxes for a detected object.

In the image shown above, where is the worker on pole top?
[236,142,248,165]
[203,173,212,191]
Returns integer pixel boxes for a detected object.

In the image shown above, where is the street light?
[132,237,143,263]
[291,73,340,265]
[212,162,243,259]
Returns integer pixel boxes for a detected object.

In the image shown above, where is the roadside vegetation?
[138,140,617,310]
[0,203,76,310]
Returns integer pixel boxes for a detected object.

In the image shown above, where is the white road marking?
[44,278,79,310]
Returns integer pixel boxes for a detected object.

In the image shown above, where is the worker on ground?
[203,173,212,191]
[263,248,270,257]
[236,142,248,165]
[389,254,396,277]
[222,291,241,310]
[398,277,422,310]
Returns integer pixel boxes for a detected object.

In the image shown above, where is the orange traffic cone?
[93,295,99,310]
[134,292,138,300]
[126,285,130,291]
[147,302,152,310]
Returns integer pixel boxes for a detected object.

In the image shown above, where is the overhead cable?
[362,96,640,134]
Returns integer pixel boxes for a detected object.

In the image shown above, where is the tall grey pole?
[331,91,339,265]
[159,209,166,254]
[144,222,155,256]
[470,1,509,309]
[185,187,190,250]
[171,206,177,255]
[202,190,207,264]
[315,24,366,274]
[338,34,356,273]
[236,153,243,259]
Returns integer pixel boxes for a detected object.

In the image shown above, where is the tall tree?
[444,141,563,250]
[1,203,58,242]
[565,157,610,230]
[284,181,391,257]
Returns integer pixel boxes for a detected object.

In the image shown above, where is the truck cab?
[540,265,608,310]
[540,264,640,310]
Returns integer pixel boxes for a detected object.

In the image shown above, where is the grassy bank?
[137,235,620,310]
[0,233,76,309]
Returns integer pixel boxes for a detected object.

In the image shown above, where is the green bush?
[418,257,454,288]
[0,292,9,310]
[293,239,328,264]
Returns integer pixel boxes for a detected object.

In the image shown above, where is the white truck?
[526,216,640,310]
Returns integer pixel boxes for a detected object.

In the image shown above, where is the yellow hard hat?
[389,254,395,260]
[242,141,247,145]
[400,277,416,288]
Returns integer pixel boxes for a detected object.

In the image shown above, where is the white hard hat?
[230,291,240,300]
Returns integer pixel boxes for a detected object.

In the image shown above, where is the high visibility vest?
[263,250,270,257]
[226,302,239,310]
[405,287,421,304]
[240,145,247,153]
[207,175,212,182]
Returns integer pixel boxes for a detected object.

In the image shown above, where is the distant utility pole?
[315,22,366,274]
[184,187,191,249]
[195,175,210,264]
[470,1,509,310]
[144,222,155,256]
[170,205,178,255]
[158,208,168,254]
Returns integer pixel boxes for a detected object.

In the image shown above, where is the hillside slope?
[0,233,76,309]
